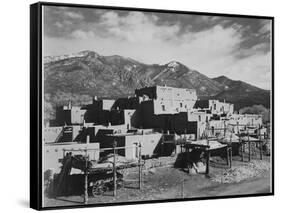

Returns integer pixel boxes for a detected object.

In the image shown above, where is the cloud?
[70,29,95,39]
[259,20,271,35]
[63,11,84,20]
[44,7,272,89]
[97,11,181,43]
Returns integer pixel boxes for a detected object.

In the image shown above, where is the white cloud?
[45,10,271,89]
[63,11,84,20]
[259,20,271,34]
[98,11,180,43]
[70,30,95,39]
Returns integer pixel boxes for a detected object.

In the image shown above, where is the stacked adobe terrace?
[44,85,264,172]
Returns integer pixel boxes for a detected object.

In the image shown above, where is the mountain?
[44,50,270,120]
[44,50,224,98]
[212,75,270,110]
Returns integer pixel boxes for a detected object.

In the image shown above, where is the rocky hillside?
[44,50,270,120]
[212,76,270,110]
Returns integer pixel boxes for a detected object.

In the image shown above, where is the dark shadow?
[55,197,84,204]
[179,167,190,174]
[174,152,188,168]
[209,161,228,168]
[124,185,140,189]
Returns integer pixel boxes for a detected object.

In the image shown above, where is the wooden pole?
[224,121,226,137]
[161,130,164,157]
[229,146,232,168]
[259,141,263,160]
[181,179,184,198]
[239,135,243,162]
[258,128,262,160]
[226,147,229,166]
[180,144,183,153]
[84,150,88,204]
[174,132,177,155]
[113,140,117,197]
[206,150,210,174]
[139,143,142,189]
[242,142,245,160]
[62,149,66,160]
[248,132,251,162]
[229,135,232,167]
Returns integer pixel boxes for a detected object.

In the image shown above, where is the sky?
[43,6,272,90]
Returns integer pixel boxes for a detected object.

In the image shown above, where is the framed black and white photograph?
[30,1,274,210]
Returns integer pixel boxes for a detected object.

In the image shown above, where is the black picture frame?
[30,1,274,210]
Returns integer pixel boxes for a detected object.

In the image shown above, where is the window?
[214,104,216,110]
[198,115,201,122]
[162,105,166,111]
[180,103,183,108]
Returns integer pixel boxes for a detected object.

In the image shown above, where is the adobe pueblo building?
[44,85,265,173]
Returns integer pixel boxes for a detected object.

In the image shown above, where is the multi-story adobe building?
[135,85,197,114]
[194,99,234,117]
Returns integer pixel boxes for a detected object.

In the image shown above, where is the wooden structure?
[208,123,269,162]
[159,129,231,174]
[183,140,231,174]
[238,133,264,162]
[59,143,144,204]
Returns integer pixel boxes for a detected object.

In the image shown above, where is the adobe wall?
[44,143,100,174]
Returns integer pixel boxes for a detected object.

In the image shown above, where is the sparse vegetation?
[239,104,270,124]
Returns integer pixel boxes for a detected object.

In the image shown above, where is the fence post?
[239,135,243,162]
[113,140,117,197]
[223,121,226,137]
[248,132,251,162]
[139,143,142,189]
[229,146,232,168]
[226,146,229,166]
[229,134,232,167]
[174,132,177,155]
[206,150,210,175]
[181,179,184,198]
[161,130,164,157]
[84,149,88,204]
[259,130,263,160]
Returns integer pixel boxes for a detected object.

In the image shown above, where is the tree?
[239,104,270,124]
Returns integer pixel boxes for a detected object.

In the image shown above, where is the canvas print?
[39,3,273,208]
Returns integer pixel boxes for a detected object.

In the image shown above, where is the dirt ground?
[43,155,272,207]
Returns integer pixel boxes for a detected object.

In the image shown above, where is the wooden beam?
[229,146,232,168]
[248,134,251,162]
[139,143,142,189]
[113,140,117,197]
[84,150,88,204]
[206,150,210,174]
[226,146,229,166]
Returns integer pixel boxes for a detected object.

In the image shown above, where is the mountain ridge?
[43,50,270,121]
